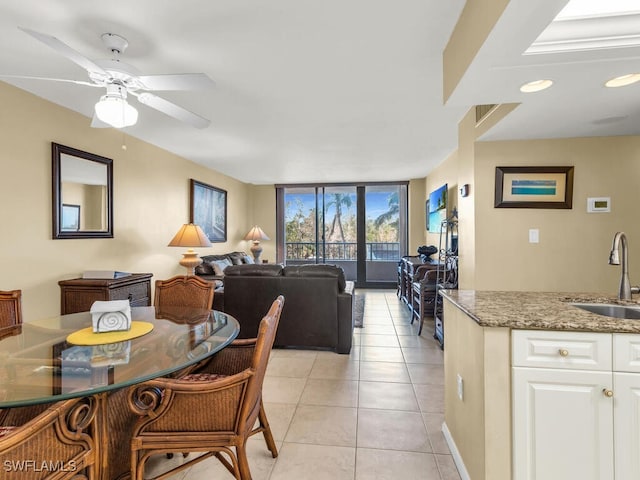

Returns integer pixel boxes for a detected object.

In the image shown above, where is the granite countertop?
[440,290,640,333]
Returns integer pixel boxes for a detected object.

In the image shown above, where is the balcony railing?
[286,242,399,261]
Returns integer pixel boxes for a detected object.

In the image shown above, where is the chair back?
[154,276,214,309]
[0,290,22,328]
[241,295,284,428]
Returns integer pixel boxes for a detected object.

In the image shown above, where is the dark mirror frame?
[52,143,114,239]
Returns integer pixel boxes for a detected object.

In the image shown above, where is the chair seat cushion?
[0,426,17,438]
[180,373,228,382]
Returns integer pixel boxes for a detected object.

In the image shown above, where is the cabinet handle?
[603,389,614,398]
[128,293,133,302]
[558,349,569,357]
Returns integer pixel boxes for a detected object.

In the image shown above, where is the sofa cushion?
[224,264,283,276]
[195,262,215,275]
[228,252,247,265]
[282,264,347,292]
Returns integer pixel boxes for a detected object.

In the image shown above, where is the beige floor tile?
[398,333,439,349]
[358,381,419,411]
[267,356,315,377]
[270,348,319,360]
[394,324,419,336]
[143,453,192,479]
[361,316,393,326]
[357,334,400,348]
[309,355,360,380]
[355,448,441,480]
[285,405,357,446]
[184,439,280,480]
[406,363,445,385]
[436,454,462,480]
[414,384,445,413]
[359,346,405,363]
[401,346,444,365]
[262,376,307,404]
[423,413,451,454]
[299,378,359,407]
[270,443,356,480]
[359,361,410,383]
[357,409,431,452]
[356,324,397,335]
[262,402,297,442]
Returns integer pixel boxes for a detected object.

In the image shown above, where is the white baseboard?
[442,421,471,480]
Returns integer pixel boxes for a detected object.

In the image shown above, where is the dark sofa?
[221,263,354,354]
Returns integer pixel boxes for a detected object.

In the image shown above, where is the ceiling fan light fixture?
[605,73,640,88]
[520,79,554,93]
[94,91,138,128]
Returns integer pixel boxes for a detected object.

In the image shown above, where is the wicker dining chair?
[128,295,284,480]
[0,290,22,328]
[154,275,215,310]
[0,397,97,479]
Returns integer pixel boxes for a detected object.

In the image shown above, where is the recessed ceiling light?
[605,73,640,88]
[520,80,553,93]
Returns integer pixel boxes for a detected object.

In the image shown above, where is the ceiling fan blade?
[137,73,215,91]
[0,74,99,87]
[135,92,210,129]
[19,27,107,76]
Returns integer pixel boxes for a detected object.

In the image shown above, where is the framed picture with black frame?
[190,179,227,242]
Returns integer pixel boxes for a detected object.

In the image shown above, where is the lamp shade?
[168,223,212,248]
[243,226,270,242]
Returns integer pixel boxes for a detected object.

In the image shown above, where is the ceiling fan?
[2,27,213,129]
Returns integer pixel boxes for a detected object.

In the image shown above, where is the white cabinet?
[512,330,640,480]
[614,372,640,479]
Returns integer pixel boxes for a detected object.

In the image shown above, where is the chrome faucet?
[609,232,640,300]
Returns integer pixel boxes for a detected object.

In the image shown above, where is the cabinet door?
[513,367,614,480]
[614,372,640,480]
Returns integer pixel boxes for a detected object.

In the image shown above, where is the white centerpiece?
[90,300,132,333]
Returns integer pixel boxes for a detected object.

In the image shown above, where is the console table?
[58,273,153,314]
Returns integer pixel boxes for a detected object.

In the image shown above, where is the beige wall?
[409,178,426,254]
[0,82,268,320]
[474,136,640,294]
[426,127,640,294]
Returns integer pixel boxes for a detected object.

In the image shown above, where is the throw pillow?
[211,259,232,276]
[243,255,255,264]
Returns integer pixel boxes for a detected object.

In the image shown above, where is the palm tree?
[326,193,353,242]
[374,191,399,229]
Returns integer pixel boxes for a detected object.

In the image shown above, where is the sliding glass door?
[277,183,407,287]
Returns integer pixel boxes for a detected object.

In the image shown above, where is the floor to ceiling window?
[276,182,408,288]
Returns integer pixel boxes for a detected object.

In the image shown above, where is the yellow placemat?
[66,321,154,346]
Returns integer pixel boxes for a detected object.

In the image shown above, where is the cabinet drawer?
[513,330,612,370]
[613,334,640,373]
[110,282,149,302]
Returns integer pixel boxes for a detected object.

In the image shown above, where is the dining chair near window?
[128,295,284,480]
[153,275,214,310]
[0,397,97,479]
[0,290,22,328]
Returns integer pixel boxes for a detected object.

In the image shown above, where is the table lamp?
[168,223,212,275]
[244,225,270,263]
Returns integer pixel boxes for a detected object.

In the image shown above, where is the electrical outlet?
[529,229,539,243]
[457,373,464,401]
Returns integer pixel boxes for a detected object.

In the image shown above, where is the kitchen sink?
[570,303,640,319]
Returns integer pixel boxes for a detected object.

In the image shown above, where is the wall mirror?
[52,143,113,239]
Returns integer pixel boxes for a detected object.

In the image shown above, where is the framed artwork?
[190,179,227,242]
[494,166,574,209]
[61,204,80,231]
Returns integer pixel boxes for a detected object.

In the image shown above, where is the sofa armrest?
[336,289,354,354]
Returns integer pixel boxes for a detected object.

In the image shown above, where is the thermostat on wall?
[587,197,611,213]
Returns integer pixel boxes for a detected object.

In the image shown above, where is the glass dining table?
[0,306,240,479]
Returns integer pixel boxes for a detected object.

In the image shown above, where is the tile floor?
[147,289,461,480]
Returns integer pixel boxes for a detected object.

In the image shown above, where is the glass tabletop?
[0,306,239,408]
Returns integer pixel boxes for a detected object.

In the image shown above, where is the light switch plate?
[529,229,539,243]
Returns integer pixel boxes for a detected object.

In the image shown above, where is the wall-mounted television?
[427,183,448,232]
